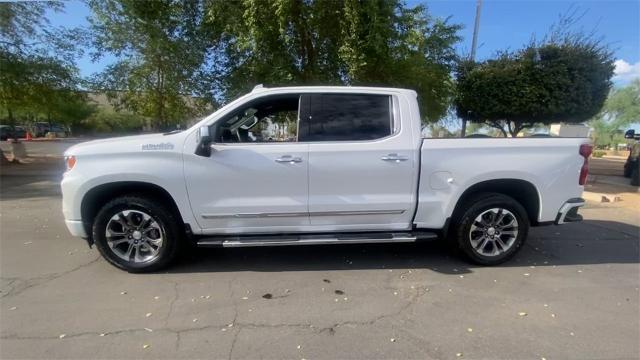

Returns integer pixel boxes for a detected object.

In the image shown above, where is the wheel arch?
[450,179,541,226]
[80,181,184,239]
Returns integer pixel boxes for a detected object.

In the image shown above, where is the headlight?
[65,156,76,171]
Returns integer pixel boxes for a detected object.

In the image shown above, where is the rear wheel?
[453,193,529,265]
[92,195,182,272]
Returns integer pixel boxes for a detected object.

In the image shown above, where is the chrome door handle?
[381,153,409,162]
[275,155,303,163]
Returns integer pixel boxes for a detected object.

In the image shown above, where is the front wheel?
[453,193,529,265]
[92,195,182,272]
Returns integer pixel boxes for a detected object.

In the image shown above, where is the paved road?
[590,157,627,177]
[1,171,639,359]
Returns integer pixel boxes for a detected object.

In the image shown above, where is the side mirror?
[624,129,635,139]
[195,126,212,157]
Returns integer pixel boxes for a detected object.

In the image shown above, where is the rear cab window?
[299,94,393,142]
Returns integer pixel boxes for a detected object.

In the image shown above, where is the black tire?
[452,193,529,266]
[92,195,182,272]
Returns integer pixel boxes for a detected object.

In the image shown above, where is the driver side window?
[214,94,300,143]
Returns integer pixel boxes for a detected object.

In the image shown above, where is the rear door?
[302,93,417,231]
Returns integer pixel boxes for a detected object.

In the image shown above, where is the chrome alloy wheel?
[469,208,519,257]
[105,210,164,263]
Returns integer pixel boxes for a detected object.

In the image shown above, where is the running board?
[196,231,437,248]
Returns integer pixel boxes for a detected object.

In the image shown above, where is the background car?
[0,125,13,140]
[13,126,27,139]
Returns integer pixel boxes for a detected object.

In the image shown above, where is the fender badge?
[141,143,175,151]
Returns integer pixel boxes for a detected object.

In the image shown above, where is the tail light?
[578,144,592,185]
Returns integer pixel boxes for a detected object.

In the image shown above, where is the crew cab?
[62,86,591,272]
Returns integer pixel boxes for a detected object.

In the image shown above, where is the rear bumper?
[555,198,585,225]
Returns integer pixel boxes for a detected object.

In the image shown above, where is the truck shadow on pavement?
[167,220,639,275]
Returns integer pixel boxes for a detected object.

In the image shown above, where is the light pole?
[461,0,483,137]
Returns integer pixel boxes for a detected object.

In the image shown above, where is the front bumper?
[65,219,88,238]
[555,198,585,224]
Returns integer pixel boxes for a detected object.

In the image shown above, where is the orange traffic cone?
[25,131,32,141]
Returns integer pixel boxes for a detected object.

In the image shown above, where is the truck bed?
[414,137,589,229]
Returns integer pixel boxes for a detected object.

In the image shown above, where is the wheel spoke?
[117,212,130,228]
[107,228,126,238]
[475,237,489,252]
[123,242,135,259]
[110,238,130,247]
[494,209,505,225]
[495,237,508,250]
[140,217,153,230]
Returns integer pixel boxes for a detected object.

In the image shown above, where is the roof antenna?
[252,84,264,92]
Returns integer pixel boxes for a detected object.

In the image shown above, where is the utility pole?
[461,0,483,137]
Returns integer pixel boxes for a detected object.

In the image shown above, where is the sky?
[48,0,639,85]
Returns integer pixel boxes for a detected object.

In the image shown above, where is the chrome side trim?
[202,212,307,219]
[201,209,405,219]
[310,209,406,216]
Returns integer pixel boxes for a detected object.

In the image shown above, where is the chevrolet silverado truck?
[62,86,591,272]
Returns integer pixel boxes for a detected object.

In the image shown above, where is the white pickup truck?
[62,86,591,272]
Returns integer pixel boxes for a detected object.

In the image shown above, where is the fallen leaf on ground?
[145,313,152,317]
[143,344,150,349]
[144,328,153,332]
[59,334,66,339]
[518,312,527,317]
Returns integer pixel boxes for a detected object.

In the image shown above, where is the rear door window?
[299,94,392,142]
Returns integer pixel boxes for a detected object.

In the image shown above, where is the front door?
[185,94,309,233]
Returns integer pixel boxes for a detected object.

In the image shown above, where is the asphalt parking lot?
[1,157,639,359]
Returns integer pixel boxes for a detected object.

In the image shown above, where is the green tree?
[0,1,89,126]
[589,79,640,148]
[455,26,615,137]
[88,0,215,130]
[205,0,461,122]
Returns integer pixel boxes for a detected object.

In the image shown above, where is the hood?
[64,132,185,156]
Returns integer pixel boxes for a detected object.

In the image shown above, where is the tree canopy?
[206,0,461,123]
[87,0,215,130]
[0,1,88,127]
[455,29,615,137]
[590,79,640,148]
